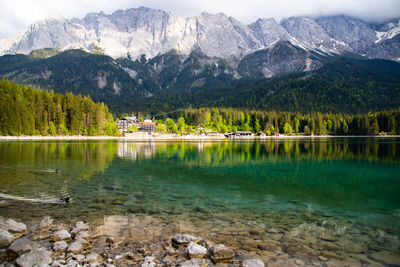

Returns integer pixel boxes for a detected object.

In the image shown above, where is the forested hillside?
[0,80,118,136]
[1,50,399,115]
[179,107,400,135]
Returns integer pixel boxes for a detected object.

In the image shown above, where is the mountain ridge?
[1,7,399,62]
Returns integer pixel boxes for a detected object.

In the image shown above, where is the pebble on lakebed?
[0,215,399,266]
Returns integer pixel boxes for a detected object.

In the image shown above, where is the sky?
[1,0,400,39]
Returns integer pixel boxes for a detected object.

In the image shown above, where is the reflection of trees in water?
[0,142,118,179]
[116,139,400,166]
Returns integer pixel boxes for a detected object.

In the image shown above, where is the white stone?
[67,240,84,253]
[53,241,68,252]
[187,241,207,259]
[8,238,35,255]
[50,229,71,241]
[241,259,265,267]
[16,247,52,266]
[4,219,27,233]
[172,234,200,245]
[0,229,14,248]
[38,216,53,231]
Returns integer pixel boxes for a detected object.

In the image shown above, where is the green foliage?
[128,124,138,132]
[0,79,117,136]
[181,107,400,135]
[165,118,178,134]
[156,123,167,133]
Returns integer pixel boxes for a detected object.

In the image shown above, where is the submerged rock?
[8,238,35,256]
[38,216,53,231]
[187,241,207,259]
[241,259,265,267]
[172,234,201,246]
[16,247,52,266]
[240,259,265,267]
[70,221,89,236]
[370,251,400,266]
[209,244,235,263]
[0,229,14,248]
[50,229,71,242]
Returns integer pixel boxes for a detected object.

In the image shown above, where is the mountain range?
[0,7,399,115]
[1,7,399,62]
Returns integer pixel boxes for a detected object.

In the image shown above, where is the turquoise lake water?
[0,138,399,261]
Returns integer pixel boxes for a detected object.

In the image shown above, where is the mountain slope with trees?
[0,79,118,136]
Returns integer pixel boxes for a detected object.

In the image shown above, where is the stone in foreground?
[180,258,208,267]
[187,241,207,259]
[8,238,35,256]
[53,240,68,252]
[50,229,71,242]
[209,244,235,263]
[68,240,84,253]
[70,221,89,236]
[241,258,265,267]
[172,234,201,246]
[4,219,27,233]
[38,216,53,231]
[16,247,52,266]
[0,229,14,248]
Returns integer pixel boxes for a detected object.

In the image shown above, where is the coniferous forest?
[0,79,399,136]
[0,79,118,136]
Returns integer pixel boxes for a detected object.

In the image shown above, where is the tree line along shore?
[1,79,399,137]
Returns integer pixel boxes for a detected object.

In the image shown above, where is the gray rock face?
[315,15,377,52]
[15,247,52,267]
[238,41,310,77]
[249,18,290,46]
[8,238,35,256]
[0,229,14,248]
[1,7,398,62]
[209,244,235,263]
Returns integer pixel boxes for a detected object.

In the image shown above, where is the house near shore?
[204,130,219,136]
[234,131,253,137]
[140,120,157,133]
[117,116,138,133]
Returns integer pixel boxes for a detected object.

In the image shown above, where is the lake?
[0,138,399,263]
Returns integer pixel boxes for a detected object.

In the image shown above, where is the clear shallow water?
[0,138,400,261]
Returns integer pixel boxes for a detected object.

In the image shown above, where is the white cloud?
[0,0,399,38]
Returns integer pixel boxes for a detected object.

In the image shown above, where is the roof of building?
[141,121,157,126]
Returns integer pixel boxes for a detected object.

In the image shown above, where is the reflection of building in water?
[117,142,157,160]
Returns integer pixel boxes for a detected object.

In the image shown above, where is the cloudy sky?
[1,0,399,38]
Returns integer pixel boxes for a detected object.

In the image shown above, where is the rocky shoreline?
[1,216,400,267]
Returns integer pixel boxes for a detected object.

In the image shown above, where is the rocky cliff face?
[0,7,399,66]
